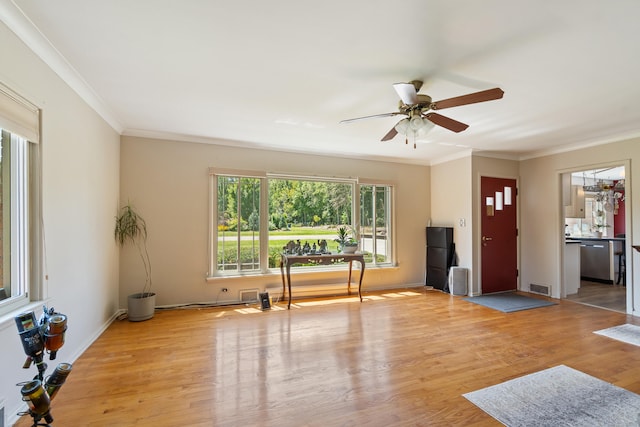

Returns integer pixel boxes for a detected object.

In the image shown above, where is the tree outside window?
[212,172,393,274]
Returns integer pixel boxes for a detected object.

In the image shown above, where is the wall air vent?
[530,283,551,296]
[239,289,259,303]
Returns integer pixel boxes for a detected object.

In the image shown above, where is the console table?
[279,253,366,309]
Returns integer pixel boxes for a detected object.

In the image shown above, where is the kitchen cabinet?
[565,185,585,218]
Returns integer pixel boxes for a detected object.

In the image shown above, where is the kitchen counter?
[564,240,581,295]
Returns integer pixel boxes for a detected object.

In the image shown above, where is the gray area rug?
[464,365,640,426]
[463,292,556,313]
[595,323,640,347]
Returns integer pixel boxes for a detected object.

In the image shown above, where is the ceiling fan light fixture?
[394,118,409,134]
[409,115,424,131]
[416,120,435,137]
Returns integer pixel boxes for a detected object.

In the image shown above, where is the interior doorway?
[561,165,627,312]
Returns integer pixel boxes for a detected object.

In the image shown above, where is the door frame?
[558,160,633,314]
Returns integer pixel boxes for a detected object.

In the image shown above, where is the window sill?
[0,299,52,333]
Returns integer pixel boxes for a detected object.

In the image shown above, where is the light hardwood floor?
[15,288,640,426]
[566,280,627,312]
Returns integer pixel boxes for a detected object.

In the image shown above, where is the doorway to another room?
[562,165,627,313]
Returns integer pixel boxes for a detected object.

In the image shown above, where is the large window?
[360,184,392,265]
[267,177,354,265]
[210,171,393,275]
[216,176,261,272]
[0,83,42,316]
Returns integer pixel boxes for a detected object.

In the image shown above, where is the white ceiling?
[3,0,640,165]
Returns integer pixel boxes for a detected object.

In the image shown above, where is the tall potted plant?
[115,203,155,321]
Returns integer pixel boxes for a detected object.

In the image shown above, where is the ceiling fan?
[340,80,504,147]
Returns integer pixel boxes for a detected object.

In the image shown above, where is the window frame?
[0,82,43,319]
[208,169,395,278]
[0,130,42,318]
[359,182,395,267]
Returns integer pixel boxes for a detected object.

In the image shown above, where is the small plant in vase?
[593,223,609,238]
[335,226,359,254]
[592,207,609,238]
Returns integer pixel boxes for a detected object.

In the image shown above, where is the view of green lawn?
[217,226,375,269]
[215,176,389,271]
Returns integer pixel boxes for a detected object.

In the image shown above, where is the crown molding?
[0,0,123,133]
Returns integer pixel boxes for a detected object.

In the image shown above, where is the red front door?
[481,177,518,293]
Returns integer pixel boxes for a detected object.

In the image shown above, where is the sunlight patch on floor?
[296,297,362,306]
[382,291,421,298]
[232,290,422,314]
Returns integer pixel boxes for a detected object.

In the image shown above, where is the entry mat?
[463,292,556,313]
[594,323,640,347]
[463,365,640,426]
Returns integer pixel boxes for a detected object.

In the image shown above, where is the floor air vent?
[530,283,551,296]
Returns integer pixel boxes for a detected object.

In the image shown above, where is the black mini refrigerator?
[426,227,454,291]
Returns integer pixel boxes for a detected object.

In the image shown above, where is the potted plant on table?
[593,208,609,238]
[335,226,359,254]
[115,203,155,321]
[593,222,609,238]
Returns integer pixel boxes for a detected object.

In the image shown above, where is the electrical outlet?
[221,288,228,293]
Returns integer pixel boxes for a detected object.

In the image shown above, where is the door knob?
[482,236,493,241]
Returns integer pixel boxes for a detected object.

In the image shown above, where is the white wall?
[0,20,120,424]
[430,155,519,296]
[119,136,431,307]
[430,155,472,283]
[520,138,639,310]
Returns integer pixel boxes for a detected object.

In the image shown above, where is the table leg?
[358,260,366,302]
[347,260,353,295]
[279,259,285,304]
[286,262,293,309]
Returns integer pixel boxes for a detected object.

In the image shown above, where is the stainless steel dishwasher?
[580,240,614,283]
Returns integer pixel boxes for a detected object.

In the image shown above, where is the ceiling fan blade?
[393,82,419,105]
[431,88,504,110]
[425,113,469,133]
[381,126,398,141]
[339,112,403,124]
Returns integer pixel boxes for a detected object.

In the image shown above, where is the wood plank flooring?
[566,280,626,312]
[15,288,640,426]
